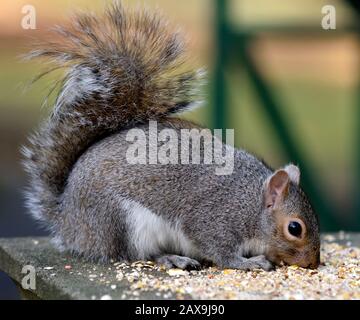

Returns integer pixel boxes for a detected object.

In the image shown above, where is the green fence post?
[213,0,229,131]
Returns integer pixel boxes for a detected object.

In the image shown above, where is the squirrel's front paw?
[247,255,274,271]
[229,255,274,271]
[155,255,201,270]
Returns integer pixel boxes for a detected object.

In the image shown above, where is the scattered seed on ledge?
[110,242,360,300]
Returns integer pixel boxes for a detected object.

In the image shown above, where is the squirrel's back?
[58,119,270,261]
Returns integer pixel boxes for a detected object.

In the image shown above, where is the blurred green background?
[0,0,359,299]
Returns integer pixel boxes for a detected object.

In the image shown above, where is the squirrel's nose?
[308,262,318,269]
[308,253,320,269]
[297,250,320,269]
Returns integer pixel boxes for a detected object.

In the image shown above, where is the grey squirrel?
[22,2,320,270]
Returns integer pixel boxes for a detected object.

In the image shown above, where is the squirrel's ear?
[284,164,300,185]
[264,169,290,209]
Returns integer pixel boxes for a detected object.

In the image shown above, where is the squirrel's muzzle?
[293,248,320,269]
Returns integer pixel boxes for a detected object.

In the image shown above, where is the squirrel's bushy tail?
[22,1,204,225]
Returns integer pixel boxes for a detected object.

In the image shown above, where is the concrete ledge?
[0,237,163,300]
[0,233,359,300]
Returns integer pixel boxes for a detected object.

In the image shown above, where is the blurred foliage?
[0,0,358,217]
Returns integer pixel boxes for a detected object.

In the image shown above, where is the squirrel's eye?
[288,221,302,238]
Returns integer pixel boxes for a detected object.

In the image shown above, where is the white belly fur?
[122,198,200,260]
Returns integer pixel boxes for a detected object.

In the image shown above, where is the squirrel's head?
[262,164,320,269]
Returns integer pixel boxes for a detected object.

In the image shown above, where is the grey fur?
[22,2,320,270]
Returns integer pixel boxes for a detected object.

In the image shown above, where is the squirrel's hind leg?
[155,255,202,270]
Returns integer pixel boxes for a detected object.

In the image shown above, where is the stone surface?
[0,237,162,300]
[0,233,359,300]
